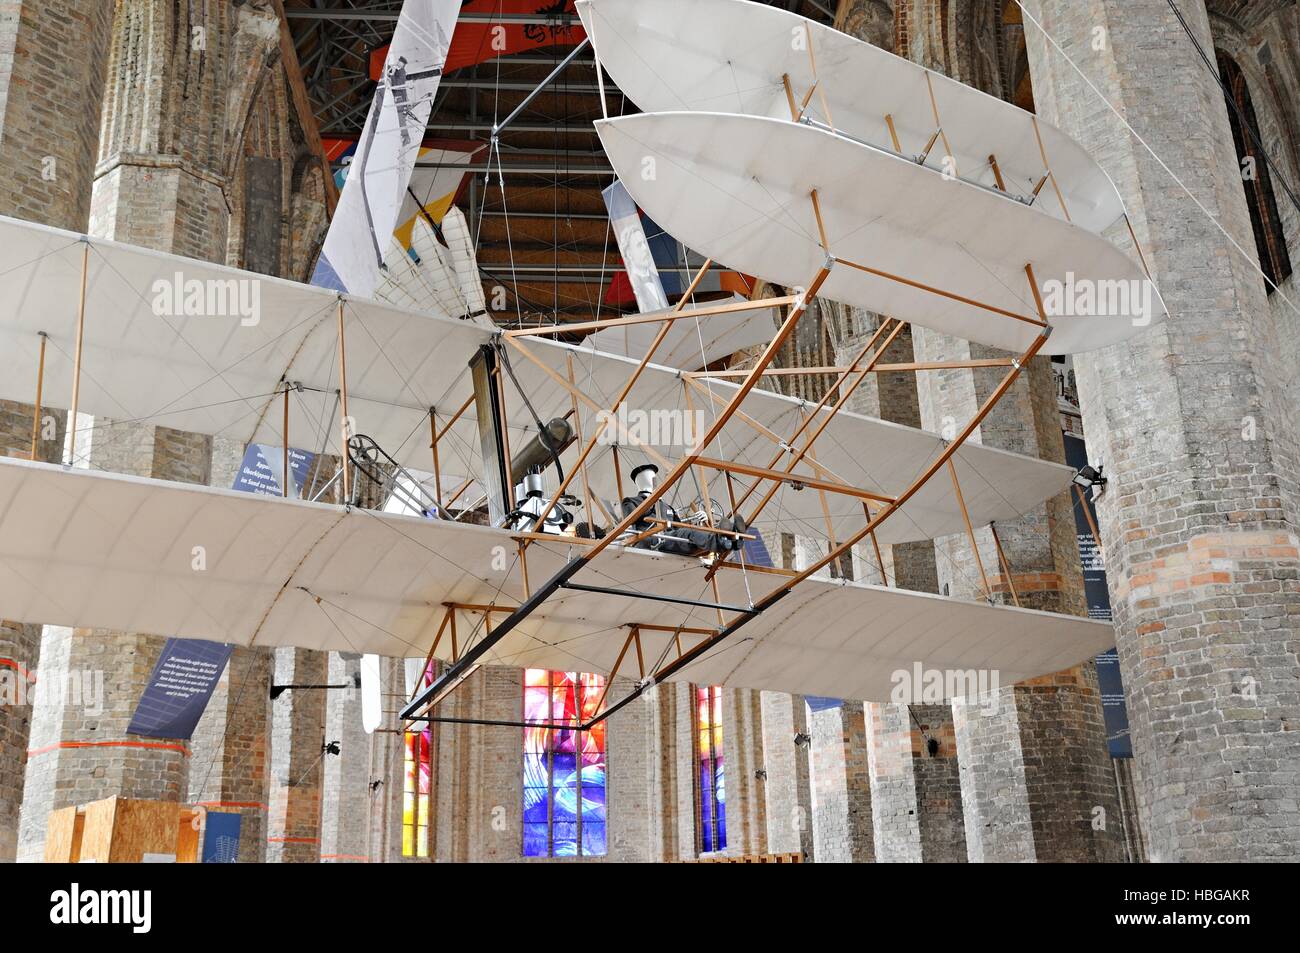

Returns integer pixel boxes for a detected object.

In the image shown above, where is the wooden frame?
[401,185,1055,731]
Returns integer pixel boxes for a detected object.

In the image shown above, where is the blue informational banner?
[201,811,243,864]
[127,638,233,740]
[741,534,774,569]
[1063,433,1131,757]
[232,443,316,498]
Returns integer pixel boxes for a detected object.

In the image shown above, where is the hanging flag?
[394,141,486,247]
[602,179,669,313]
[127,639,234,741]
[370,1,585,79]
[312,0,460,297]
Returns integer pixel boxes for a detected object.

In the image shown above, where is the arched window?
[1217,51,1292,291]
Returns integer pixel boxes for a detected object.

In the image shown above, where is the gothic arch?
[1215,48,1294,290]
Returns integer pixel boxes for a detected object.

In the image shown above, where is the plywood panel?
[44,806,79,862]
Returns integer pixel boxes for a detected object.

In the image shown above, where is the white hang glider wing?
[577,0,1123,234]
[0,457,1116,702]
[597,112,1165,355]
[0,214,1075,546]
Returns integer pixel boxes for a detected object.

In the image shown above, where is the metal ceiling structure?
[286,1,835,324]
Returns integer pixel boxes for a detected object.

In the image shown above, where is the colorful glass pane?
[696,685,727,853]
[521,668,607,858]
[401,661,436,858]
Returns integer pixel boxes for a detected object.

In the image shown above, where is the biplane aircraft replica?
[0,0,1162,733]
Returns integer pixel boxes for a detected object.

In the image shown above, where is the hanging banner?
[1063,432,1131,758]
[312,0,460,297]
[201,812,243,864]
[232,443,316,499]
[127,639,233,741]
[370,1,585,79]
[602,179,669,313]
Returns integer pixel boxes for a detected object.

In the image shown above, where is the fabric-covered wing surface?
[597,112,1164,355]
[577,0,1123,233]
[0,458,1115,701]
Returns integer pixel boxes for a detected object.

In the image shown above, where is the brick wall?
[1022,0,1300,862]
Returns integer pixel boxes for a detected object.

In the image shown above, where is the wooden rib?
[804,24,834,129]
[884,114,902,153]
[429,409,443,509]
[690,358,1015,378]
[948,460,992,599]
[988,153,1007,192]
[782,74,799,121]
[505,294,795,338]
[988,522,1021,607]
[925,72,956,175]
[834,257,1048,328]
[869,527,888,587]
[810,189,831,253]
[1074,484,1104,555]
[694,457,894,504]
[565,353,613,526]
[1124,213,1153,282]
[1031,116,1071,222]
[30,332,46,461]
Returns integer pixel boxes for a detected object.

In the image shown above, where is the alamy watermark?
[151,272,261,327]
[890,662,1001,713]
[1041,272,1156,327]
[595,406,707,452]
[0,663,104,716]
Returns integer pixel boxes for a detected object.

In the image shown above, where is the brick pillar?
[0,0,113,230]
[717,688,767,856]
[760,691,814,858]
[17,424,210,861]
[647,680,696,861]
[809,703,874,862]
[267,648,326,863]
[319,654,370,863]
[1022,0,1300,862]
[910,330,1124,862]
[0,0,110,863]
[866,702,967,862]
[606,676,655,861]
[187,647,272,863]
[0,402,66,862]
[90,0,280,262]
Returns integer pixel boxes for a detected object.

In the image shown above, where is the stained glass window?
[402,661,435,858]
[696,685,727,853]
[523,669,607,857]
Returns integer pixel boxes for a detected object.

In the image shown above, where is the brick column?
[760,691,814,858]
[866,702,967,862]
[267,648,326,863]
[0,0,110,863]
[319,654,370,863]
[17,425,211,861]
[911,330,1124,862]
[809,703,874,862]
[717,688,767,856]
[187,647,273,863]
[0,0,113,229]
[0,403,66,862]
[1022,0,1300,861]
[90,0,280,262]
